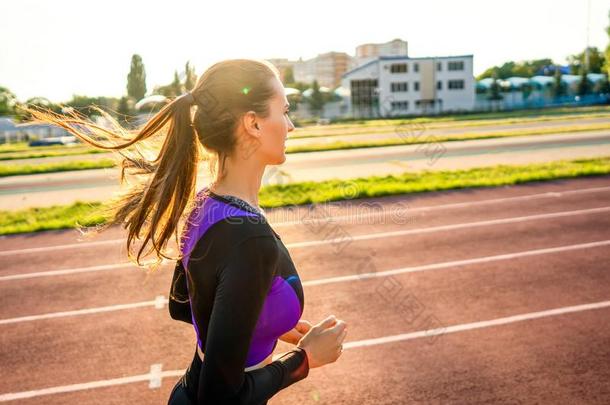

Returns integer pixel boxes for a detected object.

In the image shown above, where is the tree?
[477,59,554,80]
[567,46,606,74]
[171,70,183,97]
[14,97,62,121]
[487,70,503,101]
[307,80,325,116]
[0,86,17,115]
[604,11,610,77]
[551,66,566,99]
[117,96,135,127]
[577,67,592,96]
[283,66,294,84]
[127,54,147,100]
[184,61,197,91]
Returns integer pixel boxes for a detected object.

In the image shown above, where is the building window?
[414,63,419,73]
[436,62,442,71]
[437,81,443,90]
[414,81,420,91]
[350,79,379,116]
[448,79,464,90]
[390,63,408,73]
[391,82,408,92]
[391,101,409,111]
[448,61,464,71]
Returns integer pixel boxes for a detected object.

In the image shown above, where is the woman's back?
[168,189,308,403]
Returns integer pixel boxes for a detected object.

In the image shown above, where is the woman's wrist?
[294,345,309,368]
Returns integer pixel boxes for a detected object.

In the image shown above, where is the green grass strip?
[0,202,108,235]
[1,156,609,235]
[0,159,116,177]
[258,156,610,207]
[0,148,104,161]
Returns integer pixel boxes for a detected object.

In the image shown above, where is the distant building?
[341,54,475,118]
[266,58,295,83]
[0,117,70,143]
[356,38,408,58]
[353,38,409,69]
[293,52,352,88]
[475,73,609,110]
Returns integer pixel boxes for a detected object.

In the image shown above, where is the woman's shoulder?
[207,214,275,244]
[181,190,275,258]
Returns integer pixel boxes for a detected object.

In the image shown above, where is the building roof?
[0,117,17,131]
[342,54,474,78]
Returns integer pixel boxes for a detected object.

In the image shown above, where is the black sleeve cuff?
[275,347,310,390]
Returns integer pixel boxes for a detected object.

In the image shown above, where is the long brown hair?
[21,59,280,266]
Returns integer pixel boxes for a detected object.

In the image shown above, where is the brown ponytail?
[20,58,279,267]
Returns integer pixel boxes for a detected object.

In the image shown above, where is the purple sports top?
[168,188,308,403]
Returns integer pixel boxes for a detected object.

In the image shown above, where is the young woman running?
[24,59,347,404]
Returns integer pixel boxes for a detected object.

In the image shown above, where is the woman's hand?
[279,319,313,345]
[296,315,348,368]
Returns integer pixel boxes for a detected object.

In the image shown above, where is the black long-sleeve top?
[169,188,309,404]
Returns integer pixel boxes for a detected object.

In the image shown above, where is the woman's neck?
[208,155,265,209]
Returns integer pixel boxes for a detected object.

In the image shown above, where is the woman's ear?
[242,111,260,136]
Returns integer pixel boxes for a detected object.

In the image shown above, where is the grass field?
[0,159,116,177]
[1,155,609,235]
[2,119,609,177]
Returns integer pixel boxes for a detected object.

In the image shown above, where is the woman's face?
[251,77,295,165]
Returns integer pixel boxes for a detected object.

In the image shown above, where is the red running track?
[1,175,610,404]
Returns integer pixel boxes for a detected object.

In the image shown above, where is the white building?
[341,54,476,118]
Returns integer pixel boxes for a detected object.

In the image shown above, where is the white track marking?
[2,299,608,402]
[2,185,609,257]
[0,260,171,282]
[303,239,610,287]
[3,204,610,282]
[0,238,122,257]
[271,185,610,227]
[286,206,610,249]
[148,364,163,389]
[154,295,166,309]
[343,300,610,349]
[0,262,133,281]
[2,240,608,325]
[0,297,168,325]
[0,369,184,402]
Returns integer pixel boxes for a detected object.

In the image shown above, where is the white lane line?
[2,240,608,325]
[0,369,184,402]
[0,259,172,282]
[0,238,122,257]
[302,239,610,287]
[3,204,610,282]
[2,184,609,257]
[287,205,610,249]
[271,185,610,227]
[0,297,168,325]
[2,299,608,402]
[343,299,610,349]
[0,262,133,281]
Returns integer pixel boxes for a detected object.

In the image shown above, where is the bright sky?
[1,0,609,103]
